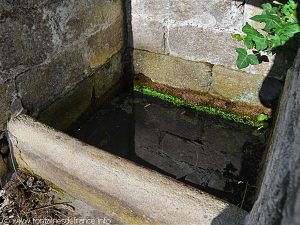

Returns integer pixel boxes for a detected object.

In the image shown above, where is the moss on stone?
[134,84,262,127]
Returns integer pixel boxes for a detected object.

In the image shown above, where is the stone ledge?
[7,115,247,225]
[133,50,212,93]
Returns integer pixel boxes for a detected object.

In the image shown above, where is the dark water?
[70,90,265,211]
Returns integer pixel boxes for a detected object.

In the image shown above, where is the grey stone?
[87,17,124,70]
[131,0,169,20]
[133,50,212,92]
[246,50,300,225]
[168,26,243,69]
[38,77,93,131]
[43,0,123,46]
[16,44,87,116]
[0,81,17,132]
[132,16,165,54]
[210,65,265,106]
[8,114,247,225]
[169,0,244,31]
[0,13,53,74]
[93,53,123,99]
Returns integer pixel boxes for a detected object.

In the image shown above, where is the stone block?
[0,14,53,74]
[0,81,16,132]
[168,26,242,70]
[133,50,212,92]
[16,44,87,116]
[132,15,165,54]
[210,65,265,106]
[87,18,124,70]
[93,53,123,99]
[131,0,169,20]
[44,0,123,45]
[169,0,244,31]
[38,77,93,131]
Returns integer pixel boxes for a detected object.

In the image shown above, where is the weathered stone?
[168,26,242,68]
[16,44,87,116]
[0,154,7,179]
[246,50,300,225]
[0,13,53,73]
[210,65,265,106]
[44,0,123,45]
[169,0,244,31]
[93,53,123,99]
[38,77,93,131]
[131,0,169,20]
[134,50,212,92]
[0,81,17,133]
[132,15,165,54]
[8,115,248,225]
[87,18,124,70]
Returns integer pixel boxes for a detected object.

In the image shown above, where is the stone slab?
[169,0,244,31]
[16,44,87,116]
[38,77,93,131]
[93,53,123,99]
[132,15,165,54]
[210,65,265,106]
[133,50,212,92]
[168,26,242,70]
[43,0,123,46]
[246,51,300,224]
[87,17,124,70]
[7,115,247,225]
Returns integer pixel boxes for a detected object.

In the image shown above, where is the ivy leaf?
[282,23,300,38]
[242,23,268,51]
[251,14,281,31]
[236,48,259,69]
[261,3,278,15]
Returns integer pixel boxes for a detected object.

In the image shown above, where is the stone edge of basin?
[6,115,247,225]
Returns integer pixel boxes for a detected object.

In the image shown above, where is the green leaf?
[231,34,243,41]
[236,48,259,69]
[257,113,268,122]
[248,54,260,65]
[261,3,278,15]
[251,14,281,31]
[242,23,269,51]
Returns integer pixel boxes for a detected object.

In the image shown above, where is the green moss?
[134,84,262,127]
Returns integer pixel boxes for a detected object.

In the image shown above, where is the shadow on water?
[212,1,300,224]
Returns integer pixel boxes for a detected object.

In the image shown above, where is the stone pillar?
[246,50,300,224]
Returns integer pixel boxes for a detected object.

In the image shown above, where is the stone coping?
[7,115,247,225]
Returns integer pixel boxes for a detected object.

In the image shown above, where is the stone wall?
[0,0,124,137]
[131,0,277,119]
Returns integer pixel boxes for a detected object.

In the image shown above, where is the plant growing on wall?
[232,0,300,69]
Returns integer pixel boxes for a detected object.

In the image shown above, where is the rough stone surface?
[0,0,124,133]
[132,15,165,54]
[87,17,124,70]
[16,44,87,116]
[210,65,265,106]
[246,50,300,225]
[93,53,123,99]
[131,0,275,76]
[38,77,93,131]
[43,0,123,46]
[169,0,243,31]
[0,154,7,179]
[134,50,212,92]
[8,115,247,225]
[168,26,242,69]
[0,81,23,135]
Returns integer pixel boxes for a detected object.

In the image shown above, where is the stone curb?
[7,115,247,225]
